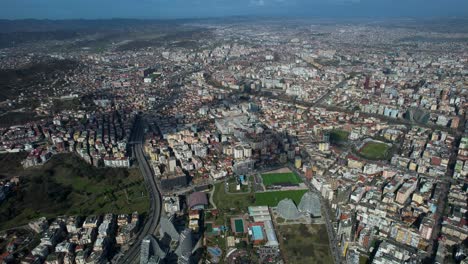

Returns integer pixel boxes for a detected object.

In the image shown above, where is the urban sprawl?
[0,20,467,264]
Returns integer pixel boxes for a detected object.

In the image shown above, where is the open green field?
[0,154,149,230]
[358,142,391,160]
[227,177,250,193]
[212,182,255,215]
[330,129,349,144]
[261,172,302,186]
[255,190,308,207]
[278,224,332,264]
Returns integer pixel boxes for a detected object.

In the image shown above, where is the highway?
[118,70,195,263]
[118,116,162,264]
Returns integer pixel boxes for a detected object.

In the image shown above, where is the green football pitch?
[261,172,302,186]
[255,190,308,207]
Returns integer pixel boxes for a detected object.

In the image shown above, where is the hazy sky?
[1,0,468,19]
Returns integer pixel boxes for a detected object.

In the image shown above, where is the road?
[119,69,198,263]
[118,116,162,264]
[288,165,343,264]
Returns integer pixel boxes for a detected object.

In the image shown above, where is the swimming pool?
[251,225,264,241]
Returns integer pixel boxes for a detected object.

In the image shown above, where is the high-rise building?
[168,157,177,172]
[140,235,166,264]
[159,215,180,241]
[322,132,330,143]
[319,142,329,152]
[243,145,252,158]
[234,146,244,159]
[175,229,193,263]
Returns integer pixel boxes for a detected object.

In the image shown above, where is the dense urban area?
[0,18,467,264]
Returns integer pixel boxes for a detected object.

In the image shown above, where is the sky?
[1,0,468,20]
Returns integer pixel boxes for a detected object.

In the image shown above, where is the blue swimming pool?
[207,246,222,257]
[251,225,264,240]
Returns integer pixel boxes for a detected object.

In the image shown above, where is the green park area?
[227,176,250,193]
[278,224,332,264]
[261,172,302,186]
[213,179,308,210]
[358,141,391,160]
[212,182,255,215]
[254,189,308,207]
[329,129,349,145]
[0,154,149,230]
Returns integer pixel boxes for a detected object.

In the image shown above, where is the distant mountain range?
[0,17,467,49]
[1,17,468,33]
